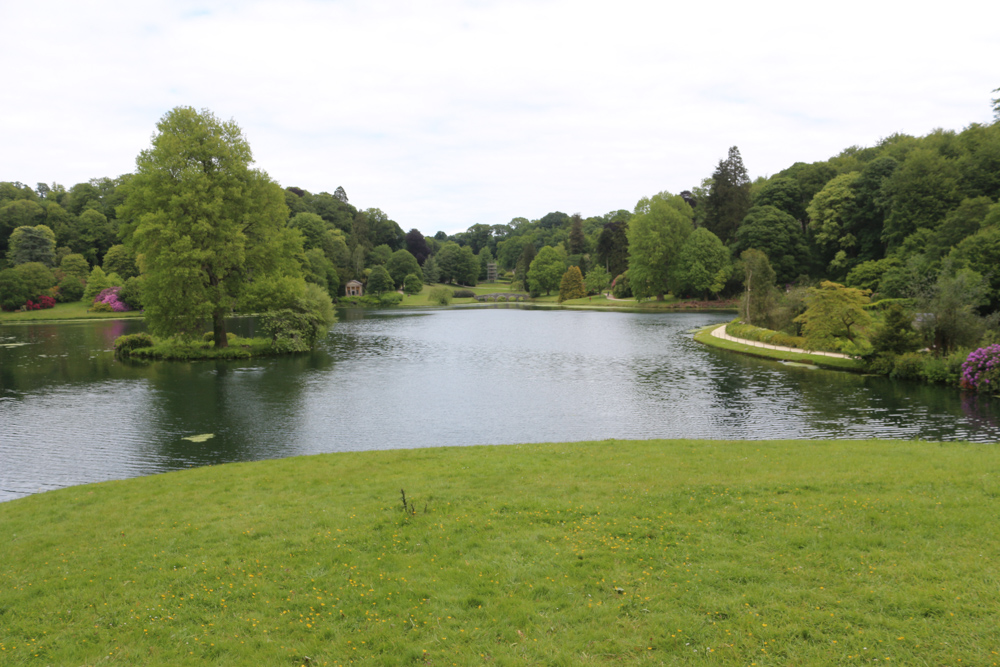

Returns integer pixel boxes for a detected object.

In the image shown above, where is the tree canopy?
[118,107,304,346]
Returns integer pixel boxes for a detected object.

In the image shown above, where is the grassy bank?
[0,301,143,323]
[694,325,864,372]
[2,439,997,665]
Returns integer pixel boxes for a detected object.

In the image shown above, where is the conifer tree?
[558,265,586,302]
[704,146,752,244]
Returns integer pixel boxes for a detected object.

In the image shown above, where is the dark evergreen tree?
[595,220,628,277]
[405,228,430,265]
[568,213,586,255]
[704,146,751,244]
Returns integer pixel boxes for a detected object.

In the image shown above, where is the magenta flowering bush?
[960,344,1000,393]
[93,286,132,312]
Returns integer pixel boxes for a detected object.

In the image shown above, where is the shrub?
[379,292,403,306]
[960,344,1000,393]
[119,276,144,310]
[259,309,325,353]
[13,262,56,298]
[202,331,237,343]
[91,301,113,312]
[403,273,423,295]
[452,289,475,298]
[57,276,84,302]
[0,269,31,311]
[429,286,452,305]
[93,286,132,312]
[612,273,632,299]
[114,333,155,356]
[865,353,896,375]
[891,352,925,381]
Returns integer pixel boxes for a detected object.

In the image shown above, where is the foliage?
[583,265,611,295]
[611,272,632,298]
[735,205,810,284]
[101,244,139,279]
[379,292,404,306]
[436,243,479,285]
[403,273,423,295]
[6,224,56,266]
[670,227,730,299]
[19,295,57,311]
[626,193,693,300]
[118,106,302,347]
[421,254,440,284]
[595,219,629,278]
[93,286,132,312]
[366,265,394,296]
[725,321,810,350]
[739,249,777,327]
[527,245,565,296]
[82,265,113,303]
[259,309,325,353]
[13,261,56,298]
[960,344,1000,393]
[868,303,921,357]
[113,332,155,356]
[59,253,90,280]
[56,276,84,302]
[557,265,586,302]
[795,281,872,351]
[0,268,31,310]
[386,249,421,287]
[891,352,926,381]
[704,146,751,243]
[916,266,988,353]
[753,176,805,220]
[428,285,452,305]
[118,335,277,360]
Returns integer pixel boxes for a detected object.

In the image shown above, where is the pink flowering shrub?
[960,345,1000,393]
[93,286,132,312]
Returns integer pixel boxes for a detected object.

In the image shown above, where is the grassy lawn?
[0,301,144,323]
[2,439,997,665]
[390,282,521,307]
[694,325,864,372]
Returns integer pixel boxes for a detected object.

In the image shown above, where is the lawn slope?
[2,439,998,665]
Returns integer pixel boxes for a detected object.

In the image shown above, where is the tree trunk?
[213,310,228,348]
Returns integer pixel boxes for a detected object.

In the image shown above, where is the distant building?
[345,280,364,297]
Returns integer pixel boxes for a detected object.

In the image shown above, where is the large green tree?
[6,225,56,266]
[118,107,303,347]
[734,205,809,284]
[626,194,693,300]
[670,228,730,299]
[528,246,564,296]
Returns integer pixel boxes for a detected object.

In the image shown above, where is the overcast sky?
[2,0,997,236]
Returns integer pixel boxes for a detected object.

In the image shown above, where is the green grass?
[695,325,864,372]
[0,301,144,323]
[2,439,998,665]
[119,335,279,360]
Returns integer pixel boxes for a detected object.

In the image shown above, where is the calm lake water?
[2,307,998,502]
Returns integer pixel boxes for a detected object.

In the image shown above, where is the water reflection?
[2,308,998,502]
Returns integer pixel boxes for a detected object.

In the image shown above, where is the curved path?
[710,324,852,359]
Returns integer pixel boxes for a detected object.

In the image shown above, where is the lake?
[1,307,998,502]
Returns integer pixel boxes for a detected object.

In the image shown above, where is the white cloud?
[2,0,997,234]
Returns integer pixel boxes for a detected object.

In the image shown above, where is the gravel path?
[710,324,853,359]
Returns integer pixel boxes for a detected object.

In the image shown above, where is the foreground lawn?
[2,439,998,665]
[0,301,143,323]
